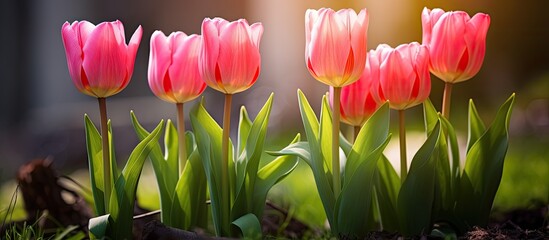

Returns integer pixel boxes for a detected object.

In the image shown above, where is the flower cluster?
[61,6,513,240]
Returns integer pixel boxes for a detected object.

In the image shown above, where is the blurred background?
[1,0,548,226]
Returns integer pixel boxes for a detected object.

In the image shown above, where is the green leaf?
[170,149,207,229]
[238,106,252,155]
[334,136,391,237]
[423,99,439,135]
[457,94,515,228]
[397,121,442,236]
[252,134,300,218]
[374,155,400,231]
[190,98,233,236]
[467,99,487,152]
[233,94,274,221]
[88,214,110,239]
[232,213,262,239]
[319,95,333,175]
[344,103,390,185]
[84,115,106,216]
[109,120,164,240]
[130,112,177,224]
[296,89,336,227]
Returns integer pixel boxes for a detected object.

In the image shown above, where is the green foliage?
[190,93,299,238]
[131,113,208,230]
[270,90,391,237]
[84,115,164,239]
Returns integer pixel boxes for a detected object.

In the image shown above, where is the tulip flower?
[329,57,381,140]
[305,7,368,198]
[200,17,263,94]
[62,20,142,98]
[148,30,206,173]
[371,43,431,182]
[61,20,142,210]
[305,8,369,88]
[199,17,263,236]
[422,7,490,118]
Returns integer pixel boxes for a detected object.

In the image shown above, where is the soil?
[2,159,548,239]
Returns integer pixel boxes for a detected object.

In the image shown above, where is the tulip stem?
[221,93,233,235]
[176,103,187,175]
[98,97,111,211]
[332,87,342,197]
[399,110,407,183]
[442,82,453,119]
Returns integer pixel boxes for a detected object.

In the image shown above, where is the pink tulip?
[199,18,263,94]
[305,8,369,87]
[372,43,431,110]
[148,31,206,103]
[422,7,490,83]
[329,58,381,127]
[61,20,142,98]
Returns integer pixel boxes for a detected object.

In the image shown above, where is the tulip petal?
[200,18,222,91]
[148,30,172,101]
[170,34,205,102]
[83,21,128,97]
[125,25,143,88]
[62,22,85,92]
[460,13,490,82]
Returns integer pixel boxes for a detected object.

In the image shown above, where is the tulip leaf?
[253,134,300,218]
[344,103,390,185]
[232,213,262,239]
[456,94,515,228]
[335,136,391,237]
[109,120,164,240]
[397,120,441,236]
[467,99,487,152]
[170,149,208,229]
[190,99,226,236]
[296,89,336,227]
[423,99,439,135]
[374,155,400,231]
[319,95,333,175]
[84,115,106,216]
[130,112,178,224]
[238,106,252,155]
[88,214,110,240]
[233,94,273,221]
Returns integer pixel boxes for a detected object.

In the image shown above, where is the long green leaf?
[335,136,391,237]
[130,112,177,224]
[252,134,300,218]
[457,94,515,228]
[297,89,336,227]
[232,213,262,239]
[375,155,400,231]
[88,214,110,240]
[238,106,252,155]
[423,99,439,136]
[109,120,164,239]
[319,95,333,175]
[233,94,273,221]
[467,99,487,152]
[397,121,441,236]
[84,115,106,216]
[344,103,390,185]
[190,98,235,236]
[170,149,207,229]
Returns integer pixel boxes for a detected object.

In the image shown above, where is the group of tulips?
[61,6,515,239]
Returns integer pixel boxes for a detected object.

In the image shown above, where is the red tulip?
[199,18,263,94]
[61,20,142,98]
[329,57,381,127]
[148,31,206,103]
[422,7,490,83]
[305,8,369,87]
[373,43,431,110]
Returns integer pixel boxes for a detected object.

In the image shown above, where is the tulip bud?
[61,20,142,98]
[422,7,490,83]
[372,43,431,110]
[199,18,263,94]
[305,8,369,87]
[148,31,206,103]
